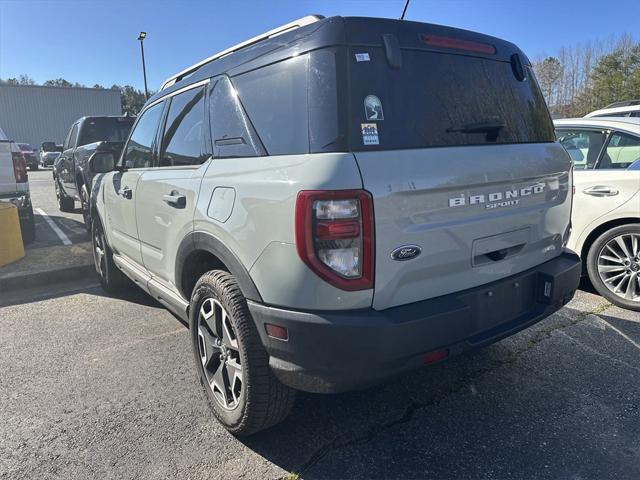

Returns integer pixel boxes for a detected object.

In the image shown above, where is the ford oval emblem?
[391,245,422,261]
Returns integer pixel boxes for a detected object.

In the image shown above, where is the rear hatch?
[344,20,572,310]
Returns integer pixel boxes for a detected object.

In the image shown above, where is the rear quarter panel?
[194,153,372,310]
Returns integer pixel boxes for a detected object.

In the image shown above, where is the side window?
[233,55,309,155]
[64,124,78,151]
[123,102,164,169]
[160,87,206,166]
[557,129,608,169]
[599,132,640,169]
[209,77,265,158]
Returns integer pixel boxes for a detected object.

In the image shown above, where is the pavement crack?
[298,301,615,476]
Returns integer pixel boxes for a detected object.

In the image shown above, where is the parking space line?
[601,317,640,351]
[35,208,72,246]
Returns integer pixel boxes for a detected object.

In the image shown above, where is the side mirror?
[89,152,116,173]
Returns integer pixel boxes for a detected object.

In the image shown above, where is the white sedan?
[555,117,640,311]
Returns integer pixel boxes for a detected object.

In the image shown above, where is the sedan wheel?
[587,224,640,311]
[597,233,640,302]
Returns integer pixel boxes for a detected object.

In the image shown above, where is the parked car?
[584,100,640,119]
[53,115,134,229]
[18,143,39,171]
[89,15,581,435]
[555,117,640,311]
[0,130,35,243]
[40,151,60,169]
[40,141,63,154]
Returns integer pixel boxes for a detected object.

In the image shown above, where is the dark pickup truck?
[54,116,134,229]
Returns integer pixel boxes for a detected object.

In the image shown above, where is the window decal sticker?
[364,95,384,121]
[355,53,370,62]
[361,123,379,145]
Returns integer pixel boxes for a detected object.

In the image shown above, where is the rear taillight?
[12,151,28,183]
[295,190,374,291]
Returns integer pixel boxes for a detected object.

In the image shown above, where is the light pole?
[137,31,149,100]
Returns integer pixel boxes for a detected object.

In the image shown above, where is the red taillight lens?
[12,151,28,183]
[420,34,496,54]
[295,190,374,291]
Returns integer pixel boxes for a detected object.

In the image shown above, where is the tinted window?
[160,87,206,166]
[123,102,164,169]
[600,132,640,169]
[233,55,309,155]
[556,129,608,169]
[348,49,554,150]
[18,143,32,151]
[65,124,78,151]
[78,117,134,146]
[210,77,265,158]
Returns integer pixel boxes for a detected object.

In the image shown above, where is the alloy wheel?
[93,223,106,279]
[197,298,243,410]
[597,233,640,303]
[80,187,91,228]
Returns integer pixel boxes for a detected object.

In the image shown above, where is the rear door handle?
[583,186,619,197]
[119,186,132,199]
[162,191,186,208]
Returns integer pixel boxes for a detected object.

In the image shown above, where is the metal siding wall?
[0,85,122,148]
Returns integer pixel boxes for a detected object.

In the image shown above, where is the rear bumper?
[248,250,581,393]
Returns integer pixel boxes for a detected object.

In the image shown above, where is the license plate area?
[474,272,536,332]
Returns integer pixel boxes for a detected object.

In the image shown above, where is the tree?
[18,74,35,85]
[43,78,74,87]
[118,85,148,115]
[534,57,563,104]
[588,43,640,107]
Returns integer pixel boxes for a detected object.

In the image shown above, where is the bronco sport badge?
[448,184,545,209]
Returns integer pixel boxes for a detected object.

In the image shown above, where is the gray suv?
[90,15,581,435]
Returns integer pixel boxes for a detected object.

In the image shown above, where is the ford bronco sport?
[89,15,581,435]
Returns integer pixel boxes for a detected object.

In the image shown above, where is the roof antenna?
[400,0,410,19]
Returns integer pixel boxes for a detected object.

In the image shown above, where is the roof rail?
[159,15,324,91]
[604,99,640,109]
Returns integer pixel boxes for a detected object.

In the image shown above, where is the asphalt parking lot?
[27,169,89,249]
[1,280,639,480]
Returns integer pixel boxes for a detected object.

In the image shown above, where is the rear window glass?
[348,49,554,150]
[233,55,309,155]
[209,76,265,158]
[160,87,206,166]
[78,117,134,146]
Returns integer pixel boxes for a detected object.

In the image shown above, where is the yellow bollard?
[0,203,25,267]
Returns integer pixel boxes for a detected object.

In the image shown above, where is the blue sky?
[1,0,638,91]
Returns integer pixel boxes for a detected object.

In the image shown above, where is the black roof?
[149,16,527,104]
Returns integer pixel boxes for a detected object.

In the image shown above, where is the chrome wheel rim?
[197,298,243,410]
[597,233,640,303]
[93,224,105,278]
[81,188,91,225]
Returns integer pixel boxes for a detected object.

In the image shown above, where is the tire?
[92,216,128,293]
[21,207,36,244]
[55,179,75,213]
[586,223,640,311]
[80,184,91,232]
[190,270,296,436]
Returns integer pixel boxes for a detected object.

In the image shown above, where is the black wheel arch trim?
[176,231,262,303]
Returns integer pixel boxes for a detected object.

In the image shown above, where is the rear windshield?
[78,117,134,146]
[18,143,32,151]
[349,49,554,150]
